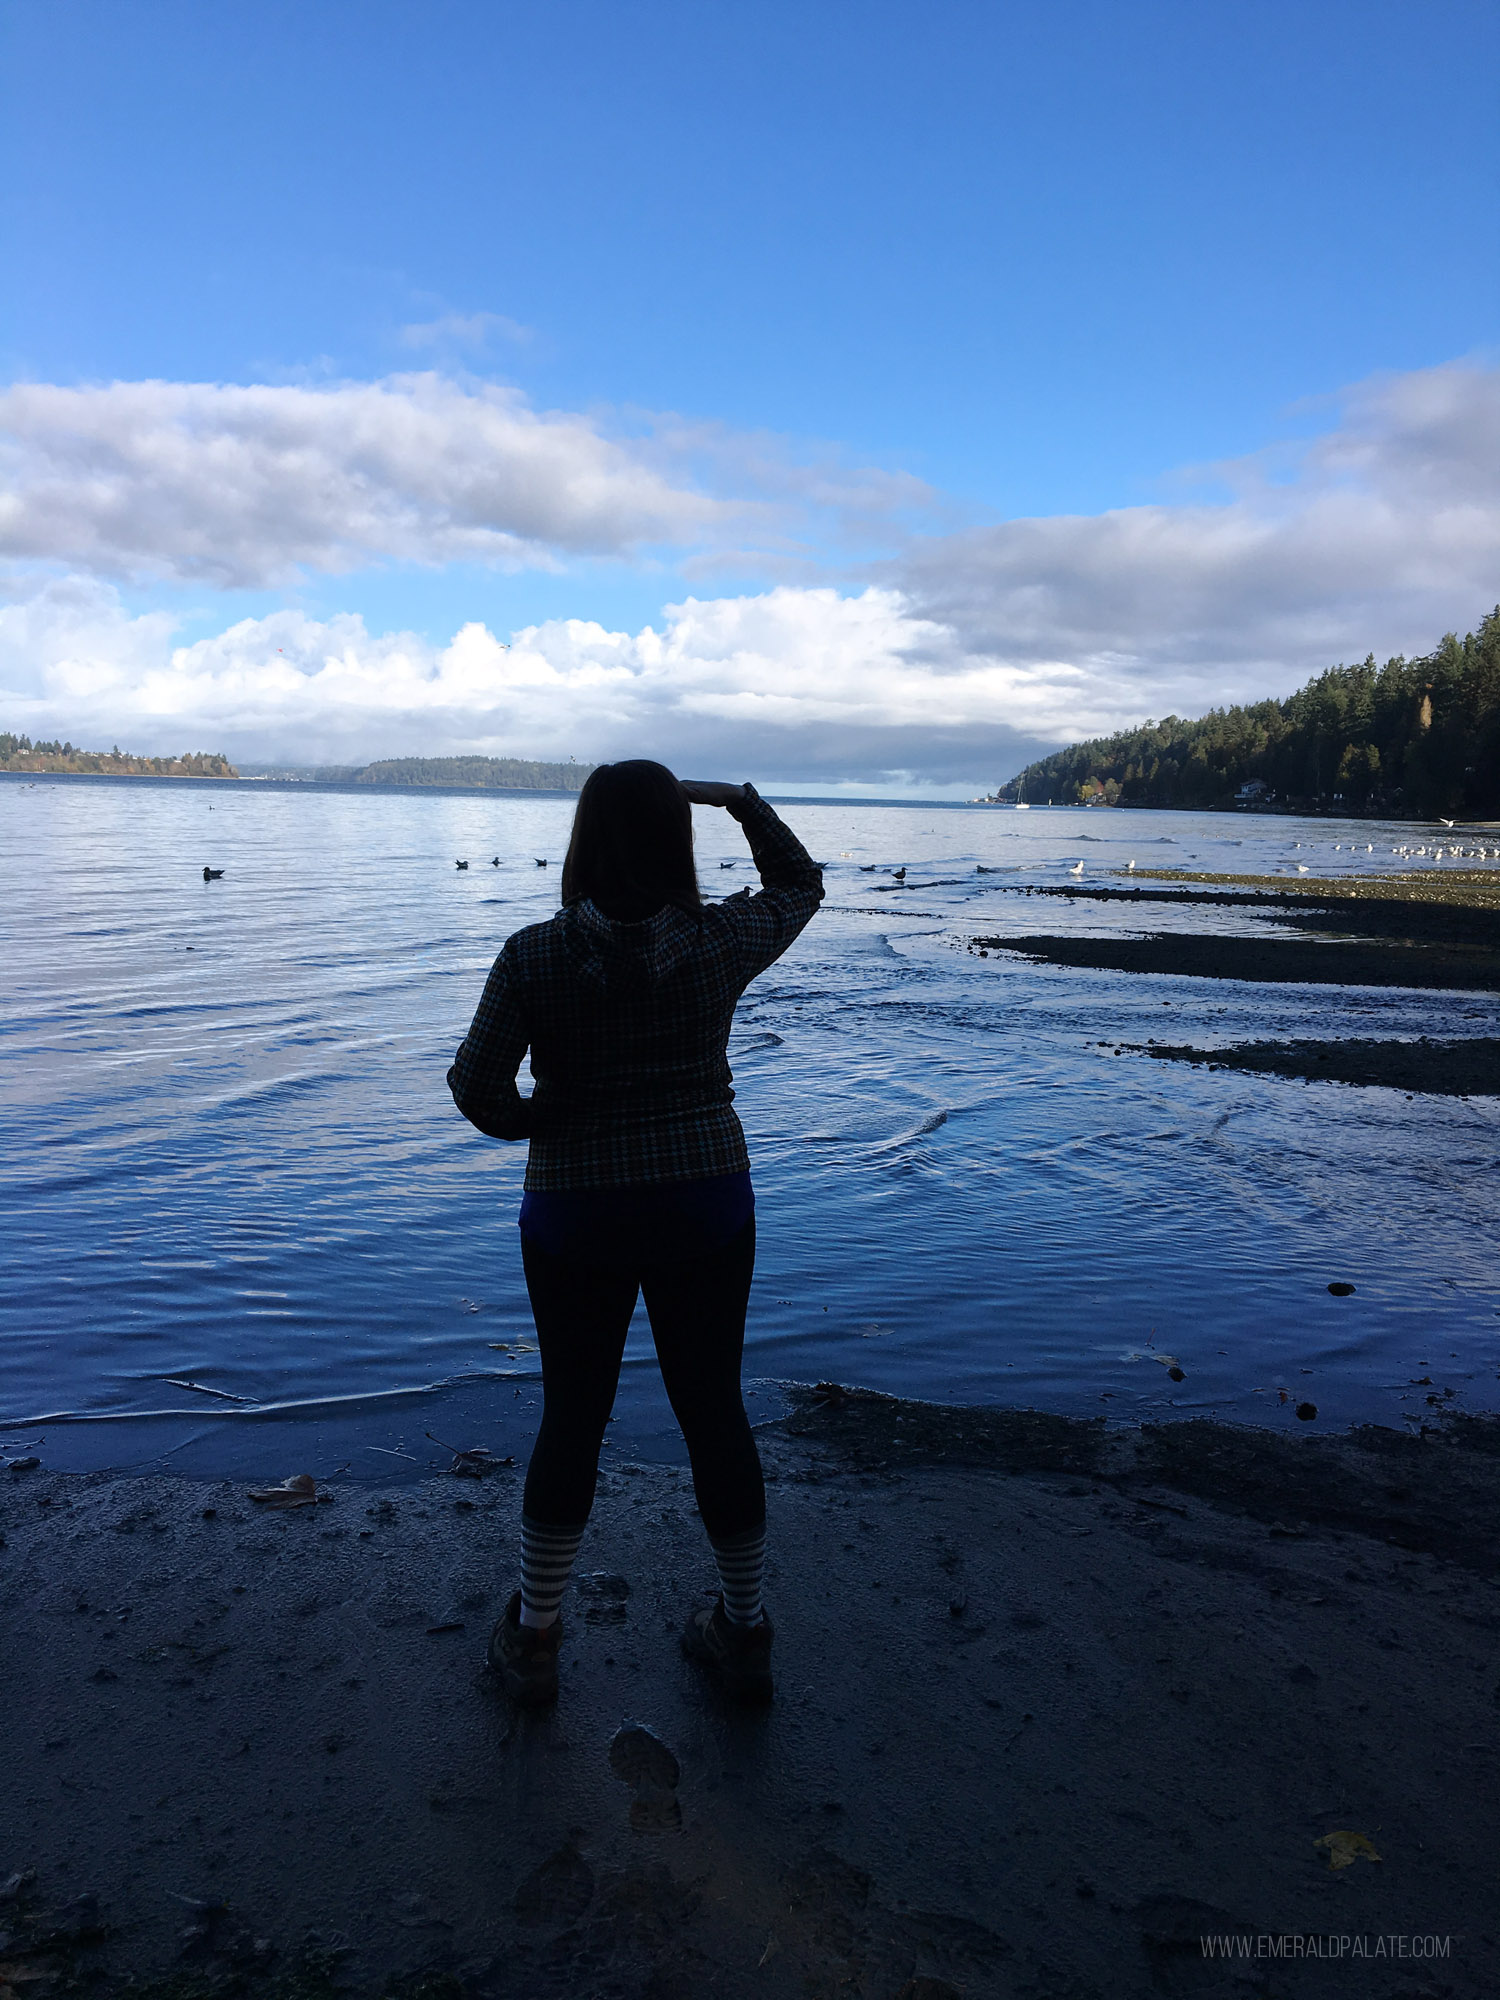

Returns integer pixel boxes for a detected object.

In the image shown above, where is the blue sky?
[2,0,1497,790]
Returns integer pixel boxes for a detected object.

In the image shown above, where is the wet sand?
[1125,1035,1500,1096]
[978,928,1500,990]
[971,875,1500,1087]
[973,874,1500,994]
[3,1394,1498,1999]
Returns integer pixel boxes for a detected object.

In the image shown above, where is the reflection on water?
[3,773,1498,1476]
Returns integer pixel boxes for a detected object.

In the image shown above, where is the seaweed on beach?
[782,1384,1107,1473]
[775,1389,1500,1575]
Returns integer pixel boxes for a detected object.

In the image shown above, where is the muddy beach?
[3,1393,1497,2000]
[972,871,1500,1090]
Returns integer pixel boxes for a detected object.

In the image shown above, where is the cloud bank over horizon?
[2,360,1496,789]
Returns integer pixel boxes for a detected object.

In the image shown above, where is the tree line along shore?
[0,745,594,790]
[239,754,594,790]
[996,607,1500,818]
[1,735,238,779]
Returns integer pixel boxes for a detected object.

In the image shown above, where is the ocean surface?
[4,772,1499,1479]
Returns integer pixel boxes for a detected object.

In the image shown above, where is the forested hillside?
[999,608,1500,817]
[353,756,592,790]
[0,735,237,778]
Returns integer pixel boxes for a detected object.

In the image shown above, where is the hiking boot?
[681,1596,774,1704]
[488,1591,562,1707]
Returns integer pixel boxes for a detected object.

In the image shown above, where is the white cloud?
[0,373,930,593]
[0,374,736,586]
[1,359,1495,782]
[397,311,533,349]
[895,359,1500,717]
[0,575,1061,781]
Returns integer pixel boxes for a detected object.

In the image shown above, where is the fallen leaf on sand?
[425,1433,513,1476]
[247,1474,321,1509]
[1315,1830,1381,1870]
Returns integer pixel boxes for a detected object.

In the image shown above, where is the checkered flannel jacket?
[447,786,823,1190]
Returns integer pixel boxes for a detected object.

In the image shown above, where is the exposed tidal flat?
[2,771,1500,1479]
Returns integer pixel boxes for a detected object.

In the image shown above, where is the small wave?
[0,1371,533,1429]
[866,1108,950,1154]
[115,1001,220,1021]
[205,1070,340,1113]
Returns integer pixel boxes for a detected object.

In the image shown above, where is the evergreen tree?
[999,609,1500,816]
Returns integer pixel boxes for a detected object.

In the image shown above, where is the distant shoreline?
[3,770,1040,809]
[0,767,236,781]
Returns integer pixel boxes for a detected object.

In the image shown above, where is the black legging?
[520,1217,764,1541]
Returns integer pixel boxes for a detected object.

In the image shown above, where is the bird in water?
[1069,861,1084,876]
[1126,859,1136,871]
[491,857,500,867]
[535,857,549,867]
[202,866,224,881]
[456,860,469,870]
[719,860,735,869]
[859,864,878,872]
[892,867,907,881]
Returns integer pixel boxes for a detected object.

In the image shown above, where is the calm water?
[4,773,1499,1478]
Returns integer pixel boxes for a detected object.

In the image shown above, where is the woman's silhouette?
[448,763,823,1705]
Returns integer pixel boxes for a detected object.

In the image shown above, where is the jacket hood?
[565,898,702,989]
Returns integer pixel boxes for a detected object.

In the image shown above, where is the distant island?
[0,734,237,779]
[0,742,595,793]
[989,607,1500,819]
[239,755,595,792]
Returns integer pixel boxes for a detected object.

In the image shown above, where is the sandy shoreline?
[3,1391,1497,1999]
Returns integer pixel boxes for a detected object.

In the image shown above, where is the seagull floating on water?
[535,857,549,867]
[455,860,469,870]
[1069,861,1084,876]
[202,866,224,881]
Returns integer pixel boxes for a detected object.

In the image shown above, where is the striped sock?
[519,1515,587,1628]
[709,1523,766,1626]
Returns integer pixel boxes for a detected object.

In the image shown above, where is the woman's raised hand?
[679,780,747,808]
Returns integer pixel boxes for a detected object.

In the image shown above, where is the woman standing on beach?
[448,764,823,1706]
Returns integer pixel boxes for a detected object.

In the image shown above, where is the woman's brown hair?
[560,760,702,920]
